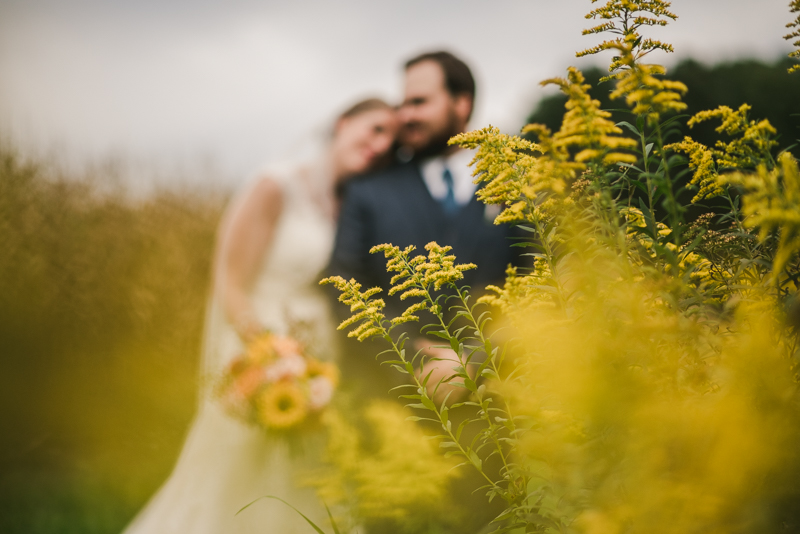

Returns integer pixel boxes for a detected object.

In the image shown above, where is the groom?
[328,50,517,534]
[330,50,519,313]
[329,50,521,380]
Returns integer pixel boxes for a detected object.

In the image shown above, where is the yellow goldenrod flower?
[724,152,800,273]
[667,105,779,203]
[574,0,686,124]
[666,137,721,202]
[578,0,677,70]
[320,275,387,341]
[607,42,687,125]
[541,67,637,162]
[786,0,800,73]
[479,261,557,322]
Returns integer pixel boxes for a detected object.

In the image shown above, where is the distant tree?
[524,58,800,216]
[525,58,800,155]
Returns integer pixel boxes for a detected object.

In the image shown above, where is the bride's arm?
[213,177,283,342]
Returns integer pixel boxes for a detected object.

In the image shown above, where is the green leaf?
[481,368,499,380]
[468,450,483,470]
[323,502,341,534]
[456,418,471,441]
[237,496,328,534]
[464,377,478,392]
[617,120,640,136]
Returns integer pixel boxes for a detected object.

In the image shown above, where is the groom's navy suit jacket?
[328,161,519,533]
[329,161,522,310]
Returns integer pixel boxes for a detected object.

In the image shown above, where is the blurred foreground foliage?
[325,1,800,532]
[0,145,225,533]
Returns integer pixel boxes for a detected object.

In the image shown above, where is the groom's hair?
[404,51,475,113]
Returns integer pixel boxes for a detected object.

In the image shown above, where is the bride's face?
[332,108,398,177]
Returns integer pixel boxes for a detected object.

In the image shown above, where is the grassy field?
[0,144,227,533]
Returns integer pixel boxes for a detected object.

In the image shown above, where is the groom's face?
[399,60,468,158]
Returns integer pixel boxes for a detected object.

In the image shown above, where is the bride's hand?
[214,177,284,346]
[413,338,475,406]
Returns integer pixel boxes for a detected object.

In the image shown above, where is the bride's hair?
[337,97,394,121]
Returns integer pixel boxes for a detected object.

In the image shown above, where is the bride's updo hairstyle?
[336,97,394,122]
[331,97,395,141]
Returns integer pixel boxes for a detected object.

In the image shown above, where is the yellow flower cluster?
[578,0,677,70]
[323,242,477,338]
[725,152,800,273]
[607,41,688,125]
[451,68,636,226]
[575,0,687,124]
[375,242,475,293]
[372,242,476,321]
[450,126,555,225]
[688,104,778,167]
[479,262,555,316]
[319,276,386,341]
[311,402,459,529]
[668,104,779,202]
[666,137,720,202]
[539,67,638,165]
[786,0,800,73]
[507,281,798,534]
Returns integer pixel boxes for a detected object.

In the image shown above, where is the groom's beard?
[403,110,462,161]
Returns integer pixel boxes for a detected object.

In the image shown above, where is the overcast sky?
[0,0,795,188]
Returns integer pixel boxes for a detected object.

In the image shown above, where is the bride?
[123,98,398,534]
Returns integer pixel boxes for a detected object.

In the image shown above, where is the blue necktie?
[441,167,458,215]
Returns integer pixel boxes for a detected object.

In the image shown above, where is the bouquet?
[215,332,339,431]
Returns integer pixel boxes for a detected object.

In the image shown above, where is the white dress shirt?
[419,149,476,206]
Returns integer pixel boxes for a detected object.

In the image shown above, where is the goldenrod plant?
[787,0,800,73]
[323,1,800,532]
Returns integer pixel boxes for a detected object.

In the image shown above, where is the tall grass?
[0,143,226,533]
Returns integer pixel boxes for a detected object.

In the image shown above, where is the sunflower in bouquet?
[215,332,339,431]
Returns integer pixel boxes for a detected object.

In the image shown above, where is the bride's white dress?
[124,164,337,534]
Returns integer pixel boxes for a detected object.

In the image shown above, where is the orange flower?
[233,365,266,399]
